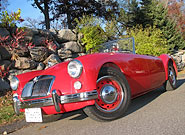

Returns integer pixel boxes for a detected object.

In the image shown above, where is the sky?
[7,0,43,20]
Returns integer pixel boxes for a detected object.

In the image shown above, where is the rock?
[32,36,45,46]
[43,54,61,68]
[0,78,10,91]
[0,28,10,37]
[0,60,11,69]
[57,29,76,43]
[30,46,48,62]
[64,58,73,62]
[172,55,182,64]
[49,29,58,35]
[14,57,36,69]
[24,28,39,37]
[39,29,54,39]
[15,47,29,57]
[64,41,83,53]
[182,54,185,63]
[37,62,45,70]
[58,49,72,59]
[8,70,24,79]
[0,46,12,60]
[78,33,83,41]
[177,62,185,71]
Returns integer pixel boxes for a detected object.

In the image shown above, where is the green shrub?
[128,25,168,56]
[75,15,107,53]
[0,9,24,28]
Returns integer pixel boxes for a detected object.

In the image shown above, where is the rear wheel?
[83,67,131,121]
[165,64,177,91]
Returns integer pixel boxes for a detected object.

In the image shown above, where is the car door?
[118,54,151,96]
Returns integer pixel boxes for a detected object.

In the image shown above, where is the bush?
[0,9,24,28]
[128,25,168,56]
[75,15,107,53]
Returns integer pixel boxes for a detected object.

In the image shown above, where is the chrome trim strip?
[60,90,98,104]
[20,98,54,109]
[19,90,98,111]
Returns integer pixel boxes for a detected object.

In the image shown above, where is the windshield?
[99,37,135,54]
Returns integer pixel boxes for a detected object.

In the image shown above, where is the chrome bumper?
[13,90,98,115]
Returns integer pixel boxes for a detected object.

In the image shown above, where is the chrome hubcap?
[100,85,118,104]
[169,68,176,86]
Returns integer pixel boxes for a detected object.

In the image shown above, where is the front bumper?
[13,90,98,115]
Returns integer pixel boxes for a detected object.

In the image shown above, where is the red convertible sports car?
[11,38,177,122]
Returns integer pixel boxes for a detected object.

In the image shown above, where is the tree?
[0,0,9,12]
[53,0,119,29]
[31,0,54,29]
[167,0,185,39]
[140,0,185,51]
[118,0,143,31]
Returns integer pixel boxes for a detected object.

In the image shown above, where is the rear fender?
[158,54,178,80]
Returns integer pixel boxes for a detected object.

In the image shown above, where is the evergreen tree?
[118,0,143,29]
[140,0,185,51]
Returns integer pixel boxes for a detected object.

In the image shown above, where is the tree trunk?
[44,1,50,29]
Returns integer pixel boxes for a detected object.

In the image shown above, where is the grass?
[0,91,24,126]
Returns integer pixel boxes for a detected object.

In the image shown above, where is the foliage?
[128,25,168,56]
[0,66,9,79]
[41,38,57,52]
[0,91,24,125]
[75,15,107,53]
[0,9,24,28]
[118,0,143,30]
[139,0,185,51]
[167,0,185,39]
[0,28,35,60]
[53,0,119,29]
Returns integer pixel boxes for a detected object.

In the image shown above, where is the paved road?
[10,77,185,135]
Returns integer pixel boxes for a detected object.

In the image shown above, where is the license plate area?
[25,108,43,122]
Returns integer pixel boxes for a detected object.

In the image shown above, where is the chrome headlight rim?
[10,76,19,91]
[67,59,83,78]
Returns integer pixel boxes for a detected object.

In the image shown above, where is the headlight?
[10,76,19,90]
[67,60,83,78]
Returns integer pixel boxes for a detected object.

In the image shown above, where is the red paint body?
[15,52,177,115]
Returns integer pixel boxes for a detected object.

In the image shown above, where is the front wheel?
[164,64,177,91]
[83,67,131,121]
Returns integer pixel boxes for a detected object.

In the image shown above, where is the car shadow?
[55,78,185,121]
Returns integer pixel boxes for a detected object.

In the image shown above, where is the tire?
[164,64,177,91]
[83,67,131,121]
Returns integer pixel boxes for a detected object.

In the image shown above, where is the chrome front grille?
[21,75,55,99]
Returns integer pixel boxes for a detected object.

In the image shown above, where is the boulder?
[64,41,83,53]
[0,78,10,91]
[15,47,29,57]
[14,57,36,69]
[0,28,10,37]
[32,36,45,46]
[30,46,48,62]
[57,29,76,43]
[64,58,73,62]
[0,60,11,69]
[24,28,39,37]
[182,54,185,63]
[44,54,61,68]
[58,49,72,59]
[37,62,45,70]
[0,46,12,60]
